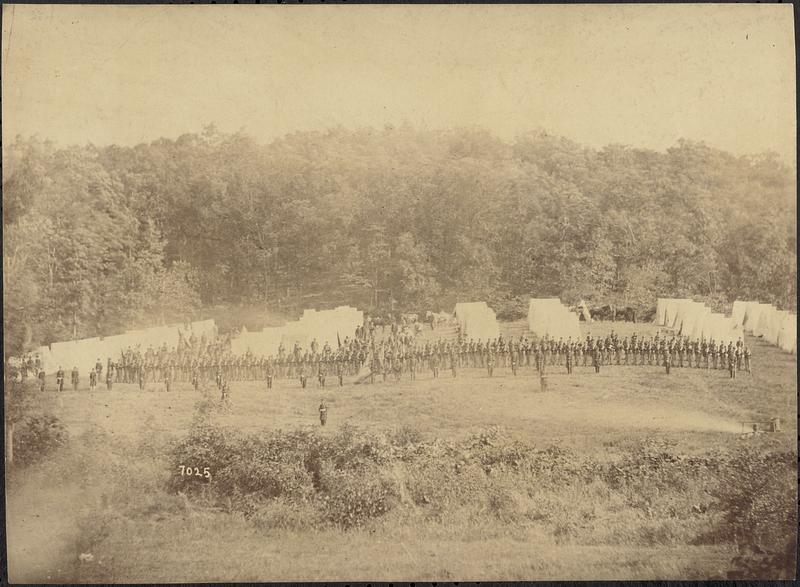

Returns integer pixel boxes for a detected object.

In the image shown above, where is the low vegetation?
[7,396,795,582]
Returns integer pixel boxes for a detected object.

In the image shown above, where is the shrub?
[707,448,797,578]
[318,462,398,529]
[12,414,69,467]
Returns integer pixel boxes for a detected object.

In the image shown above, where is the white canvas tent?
[654,298,669,325]
[656,298,693,328]
[766,310,789,345]
[453,301,500,341]
[745,303,772,335]
[754,305,777,339]
[675,301,706,336]
[731,301,750,327]
[527,298,582,342]
[688,306,712,339]
[776,313,797,354]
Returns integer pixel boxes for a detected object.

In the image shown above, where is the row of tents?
[654,298,745,343]
[655,298,796,354]
[731,301,796,354]
[33,319,218,374]
[230,306,364,357]
[454,298,582,342]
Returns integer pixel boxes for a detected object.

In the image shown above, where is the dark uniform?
[71,367,79,391]
[319,400,328,426]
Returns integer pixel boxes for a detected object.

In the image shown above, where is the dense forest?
[3,125,796,354]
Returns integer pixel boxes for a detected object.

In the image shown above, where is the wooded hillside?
[4,125,796,352]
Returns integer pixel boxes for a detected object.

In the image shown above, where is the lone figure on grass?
[319,398,328,426]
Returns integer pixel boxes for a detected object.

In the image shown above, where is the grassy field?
[6,321,797,582]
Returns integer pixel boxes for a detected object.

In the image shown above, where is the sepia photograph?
[2,3,797,582]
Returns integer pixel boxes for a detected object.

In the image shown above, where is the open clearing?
[6,323,797,582]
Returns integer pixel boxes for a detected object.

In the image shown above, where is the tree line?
[3,124,796,355]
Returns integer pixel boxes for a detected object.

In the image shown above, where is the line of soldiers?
[31,327,754,393]
[358,331,753,381]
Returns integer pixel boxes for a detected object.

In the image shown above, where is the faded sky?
[2,4,796,162]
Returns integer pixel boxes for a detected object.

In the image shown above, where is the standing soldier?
[382,356,391,383]
[38,368,46,392]
[565,345,573,374]
[450,350,458,378]
[164,373,171,392]
[89,369,97,391]
[106,368,113,391]
[430,352,439,379]
[266,361,274,389]
[318,362,327,388]
[335,359,344,387]
[510,348,518,376]
[319,399,328,426]
[71,366,79,391]
[56,367,65,392]
[95,358,103,382]
[191,370,200,392]
[728,348,737,379]
[486,350,495,377]
[138,365,146,390]
[744,346,752,375]
[409,352,417,381]
[592,346,601,374]
[299,364,308,389]
[664,349,671,375]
